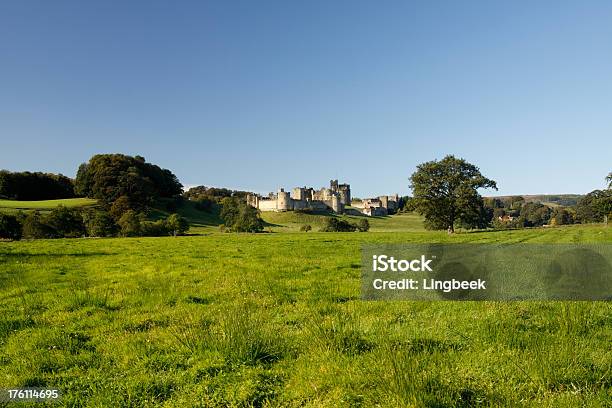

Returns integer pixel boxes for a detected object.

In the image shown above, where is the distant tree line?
[486,188,612,229]
[0,207,189,240]
[0,170,75,200]
[184,186,251,213]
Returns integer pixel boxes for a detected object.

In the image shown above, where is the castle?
[351,195,400,216]
[247,180,351,213]
[247,180,400,216]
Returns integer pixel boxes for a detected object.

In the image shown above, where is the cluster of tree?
[0,170,75,200]
[0,207,89,240]
[484,195,585,228]
[0,207,189,240]
[184,186,250,201]
[75,154,183,212]
[397,196,416,213]
[575,189,612,223]
[320,217,370,232]
[115,211,189,237]
[184,186,251,213]
[219,197,264,232]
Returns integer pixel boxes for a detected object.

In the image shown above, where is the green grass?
[1,224,611,406]
[0,198,98,212]
[261,211,425,232]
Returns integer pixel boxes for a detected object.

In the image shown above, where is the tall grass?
[0,224,610,406]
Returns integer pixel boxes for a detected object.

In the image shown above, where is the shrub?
[117,210,143,237]
[83,210,118,237]
[166,213,189,236]
[45,206,86,238]
[22,211,56,239]
[320,218,357,232]
[356,218,370,232]
[140,220,170,237]
[300,224,312,232]
[0,213,22,240]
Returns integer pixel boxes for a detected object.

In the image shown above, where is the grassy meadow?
[1,218,611,407]
[0,198,98,212]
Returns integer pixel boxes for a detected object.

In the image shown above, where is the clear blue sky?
[1,1,611,197]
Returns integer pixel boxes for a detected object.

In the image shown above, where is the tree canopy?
[0,170,75,200]
[75,154,183,209]
[220,197,264,233]
[410,155,497,232]
[575,189,612,223]
[184,186,251,202]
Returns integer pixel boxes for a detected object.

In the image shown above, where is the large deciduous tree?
[410,155,497,232]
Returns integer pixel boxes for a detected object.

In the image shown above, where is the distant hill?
[486,194,583,207]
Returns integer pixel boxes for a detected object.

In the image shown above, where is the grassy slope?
[261,211,425,232]
[0,198,98,212]
[1,225,611,407]
[149,199,223,232]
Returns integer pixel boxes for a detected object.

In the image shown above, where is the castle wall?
[309,200,329,212]
[293,200,309,210]
[351,200,364,209]
[258,199,278,211]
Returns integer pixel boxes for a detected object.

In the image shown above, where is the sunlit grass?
[0,225,611,406]
[0,198,98,211]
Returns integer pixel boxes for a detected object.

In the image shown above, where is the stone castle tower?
[277,188,291,211]
[330,179,351,205]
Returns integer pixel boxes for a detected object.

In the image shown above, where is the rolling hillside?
[261,211,425,232]
[0,198,98,213]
